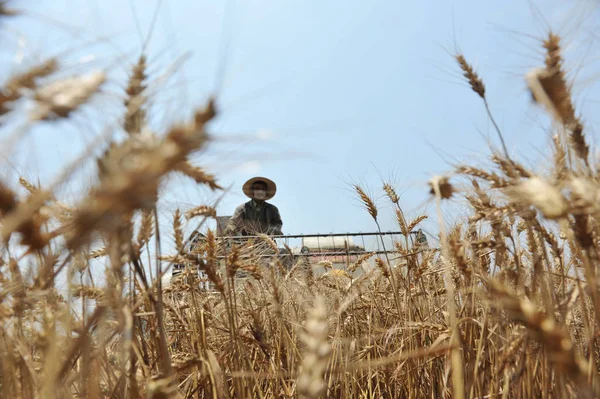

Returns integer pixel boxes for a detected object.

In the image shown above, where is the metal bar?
[218,231,418,240]
[214,250,405,258]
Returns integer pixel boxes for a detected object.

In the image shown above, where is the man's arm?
[269,205,283,235]
[225,205,245,236]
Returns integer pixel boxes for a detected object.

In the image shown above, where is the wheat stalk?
[185,205,216,220]
[30,70,105,121]
[297,295,331,399]
[354,185,377,220]
[456,53,511,160]
[123,55,147,135]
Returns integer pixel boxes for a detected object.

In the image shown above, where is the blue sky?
[1,0,599,250]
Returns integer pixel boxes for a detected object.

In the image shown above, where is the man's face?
[252,182,267,200]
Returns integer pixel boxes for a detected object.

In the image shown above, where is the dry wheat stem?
[430,175,465,399]
[455,53,510,160]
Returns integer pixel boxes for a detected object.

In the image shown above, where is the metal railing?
[170,230,432,291]
[219,231,419,239]
[175,230,430,261]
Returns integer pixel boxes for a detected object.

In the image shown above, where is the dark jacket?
[225,200,283,236]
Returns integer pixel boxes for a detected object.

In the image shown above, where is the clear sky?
[1,0,599,251]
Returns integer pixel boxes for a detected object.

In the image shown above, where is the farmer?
[225,176,283,236]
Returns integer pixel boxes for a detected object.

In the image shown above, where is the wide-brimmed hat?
[243,176,276,200]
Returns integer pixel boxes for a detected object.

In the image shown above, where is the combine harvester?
[167,215,430,291]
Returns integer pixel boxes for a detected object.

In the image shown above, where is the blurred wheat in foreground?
[1,6,600,398]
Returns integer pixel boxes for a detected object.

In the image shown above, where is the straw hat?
[242,176,277,200]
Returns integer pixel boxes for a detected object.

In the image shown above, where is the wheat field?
[1,3,600,399]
